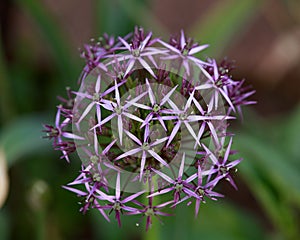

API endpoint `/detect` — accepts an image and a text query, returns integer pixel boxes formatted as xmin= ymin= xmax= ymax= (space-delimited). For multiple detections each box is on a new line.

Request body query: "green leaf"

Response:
xmin=95 ymin=0 xmax=134 ymax=36
xmin=118 ymin=0 xmax=169 ymax=37
xmin=15 ymin=0 xmax=79 ymax=83
xmin=239 ymin=154 xmax=299 ymax=239
xmin=190 ymin=0 xmax=262 ymax=56
xmin=0 ymin=113 xmax=52 ymax=167
xmin=161 ymin=201 xmax=265 ymax=240
xmin=281 ymin=106 xmax=300 ymax=162
xmin=235 ymin=133 xmax=300 ymax=203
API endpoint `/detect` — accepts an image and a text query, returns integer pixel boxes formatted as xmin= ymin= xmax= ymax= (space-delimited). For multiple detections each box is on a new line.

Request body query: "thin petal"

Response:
xmin=223 ymin=137 xmax=233 ymax=164
xmin=146 ymin=78 xmax=155 ymax=106
xmin=139 ymin=151 xmax=147 ymax=181
xmin=150 ymin=136 xmax=169 ymax=147
xmin=124 ymin=130 xmax=142 ymax=146
xmin=194 ymin=83 xmax=213 ymax=90
xmin=118 ymin=37 xmax=131 ymax=51
xmin=115 ymin=148 xmax=141 ymax=160
xmin=122 ymin=112 xmax=144 ymax=123
xmin=114 ymin=80 xmax=121 ymax=106
xmin=188 ymin=44 xmax=209 ymax=55
xmin=124 ymin=58 xmax=135 ymax=77
xmin=139 ymin=58 xmax=156 ymax=78
xmin=184 ymin=122 xmax=201 ymax=147
xmin=123 ymin=91 xmax=148 ymax=109
xmin=77 ymin=102 xmax=95 ymax=124
xmin=140 ymin=32 xmax=152 ymax=51
xmin=157 ymin=39 xmax=181 ymax=54
xmin=148 ymin=150 xmax=168 ymax=166
xmin=167 ymin=121 xmax=181 ymax=146
xmin=102 ymin=139 xmax=117 ymax=155
xmin=160 ymin=85 xmax=178 ymax=105
xmin=62 ymin=186 xmax=87 ymax=196
xmin=95 ymin=75 xmax=101 ymax=93
xmin=180 ymin=30 xmax=186 ymax=49
xmin=62 ymin=132 xmax=85 ymax=140
xmin=178 ymin=152 xmax=185 ymax=178
xmin=148 ymin=187 xmax=173 ymax=198
xmin=202 ymin=144 xmax=218 ymax=165
xmin=116 ymin=172 xmax=121 ymax=200
xmin=118 ymin=115 xmax=123 ymax=145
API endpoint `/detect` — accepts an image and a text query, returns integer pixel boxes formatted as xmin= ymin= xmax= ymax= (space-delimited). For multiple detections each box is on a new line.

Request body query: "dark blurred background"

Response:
xmin=0 ymin=0 xmax=300 ymax=239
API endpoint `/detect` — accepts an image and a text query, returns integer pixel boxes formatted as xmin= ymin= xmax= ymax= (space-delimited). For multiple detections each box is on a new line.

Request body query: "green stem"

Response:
xmin=143 ymin=176 xmax=160 ymax=240
xmin=35 ymin=209 xmax=46 ymax=240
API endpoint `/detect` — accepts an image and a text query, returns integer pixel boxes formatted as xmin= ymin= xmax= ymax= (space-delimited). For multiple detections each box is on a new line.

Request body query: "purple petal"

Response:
xmin=123 ymin=91 xmax=148 ymax=109
xmin=207 ymin=121 xmax=219 ymax=147
xmin=157 ymin=39 xmax=181 ymax=54
xmin=227 ymin=159 xmax=242 ymax=169
xmin=223 ymin=137 xmax=233 ymax=164
xmin=118 ymin=37 xmax=131 ymax=51
xmin=188 ymin=44 xmax=209 ymax=55
xmin=150 ymin=136 xmax=169 ymax=147
xmin=148 ymin=150 xmax=168 ymax=166
xmin=139 ymin=151 xmax=147 ymax=181
xmin=194 ymin=83 xmax=213 ymax=90
xmin=116 ymin=172 xmax=121 ymax=200
xmin=157 ymin=116 xmax=167 ymax=131
xmin=194 ymin=122 xmax=205 ymax=149
xmin=160 ymin=85 xmax=178 ymax=105
xmin=91 ymin=113 xmax=116 ymax=130
xmin=180 ymin=30 xmax=186 ymax=49
xmin=140 ymin=32 xmax=152 ymax=51
xmin=186 ymin=173 xmax=197 ymax=183
xmin=220 ymin=88 xmax=236 ymax=112
xmin=62 ymin=186 xmax=87 ymax=196
xmin=183 ymin=122 xmax=201 ymax=147
xmin=202 ymin=144 xmax=218 ymax=165
xmin=95 ymin=75 xmax=101 ymax=93
xmin=124 ymin=130 xmax=142 ymax=146
xmin=184 ymin=90 xmax=195 ymax=111
xmin=148 ymin=187 xmax=173 ymax=198
xmin=115 ymin=147 xmax=141 ymax=160
xmin=77 ymin=102 xmax=95 ymax=124
xmin=192 ymin=97 xmax=205 ymax=115
xmin=151 ymin=168 xmax=173 ymax=183
xmin=212 ymin=60 xmax=219 ymax=80
xmin=118 ymin=115 xmax=123 ymax=145
xmin=122 ymin=112 xmax=144 ymax=123
xmin=146 ymin=78 xmax=155 ymax=106
xmin=178 ymin=152 xmax=185 ymax=178
xmin=124 ymin=58 xmax=135 ymax=77
xmin=61 ymin=132 xmax=85 ymax=140
xmin=114 ymin=80 xmax=121 ymax=106
xmin=128 ymin=102 xmax=151 ymax=110
xmin=138 ymin=58 xmax=156 ymax=78
xmin=96 ymin=205 xmax=110 ymax=222
xmin=167 ymin=121 xmax=181 ymax=146
xmin=55 ymin=107 xmax=61 ymax=128
xmin=167 ymin=99 xmax=180 ymax=111
xmin=122 ymin=190 xmax=145 ymax=204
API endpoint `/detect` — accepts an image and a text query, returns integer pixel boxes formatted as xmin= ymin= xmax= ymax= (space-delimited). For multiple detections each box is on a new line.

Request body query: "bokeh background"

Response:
xmin=0 ymin=0 xmax=300 ymax=239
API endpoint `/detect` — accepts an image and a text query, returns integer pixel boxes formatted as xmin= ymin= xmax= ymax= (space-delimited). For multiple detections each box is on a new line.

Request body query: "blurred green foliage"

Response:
xmin=0 ymin=0 xmax=299 ymax=239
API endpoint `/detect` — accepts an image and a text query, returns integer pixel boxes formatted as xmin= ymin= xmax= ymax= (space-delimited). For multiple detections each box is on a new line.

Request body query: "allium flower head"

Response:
xmin=44 ymin=27 xmax=255 ymax=230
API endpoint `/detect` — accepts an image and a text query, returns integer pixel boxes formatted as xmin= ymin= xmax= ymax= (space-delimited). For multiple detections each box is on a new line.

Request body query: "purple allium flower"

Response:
xmin=44 ymin=27 xmax=256 ymax=230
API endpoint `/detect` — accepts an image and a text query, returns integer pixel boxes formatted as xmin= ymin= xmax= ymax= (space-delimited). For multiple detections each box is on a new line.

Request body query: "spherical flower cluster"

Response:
xmin=44 ymin=27 xmax=255 ymax=230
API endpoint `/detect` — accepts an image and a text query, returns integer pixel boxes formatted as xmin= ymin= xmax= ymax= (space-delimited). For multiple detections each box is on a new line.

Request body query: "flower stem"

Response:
xmin=144 ymin=176 xmax=160 ymax=240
